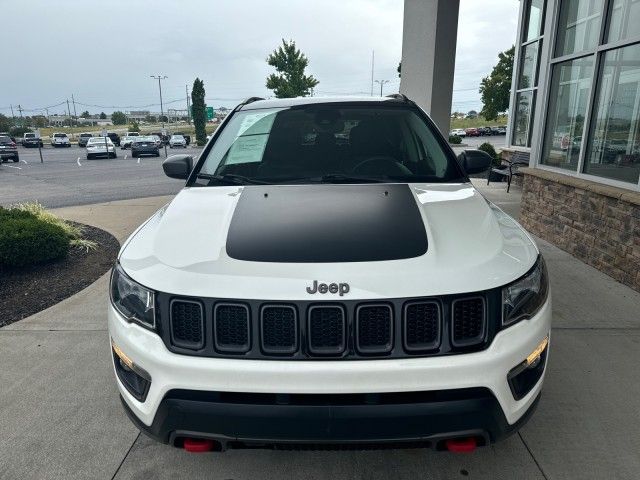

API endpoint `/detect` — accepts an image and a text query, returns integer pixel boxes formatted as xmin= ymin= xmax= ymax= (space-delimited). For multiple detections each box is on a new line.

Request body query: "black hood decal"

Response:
xmin=226 ymin=184 xmax=428 ymax=263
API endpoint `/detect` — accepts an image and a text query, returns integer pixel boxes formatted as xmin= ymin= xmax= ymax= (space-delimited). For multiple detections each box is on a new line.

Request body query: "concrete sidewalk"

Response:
xmin=1 ymin=183 xmax=639 ymax=479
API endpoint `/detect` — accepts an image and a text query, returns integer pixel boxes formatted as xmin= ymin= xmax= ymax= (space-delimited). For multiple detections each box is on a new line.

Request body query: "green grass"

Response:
xmin=450 ymin=115 xmax=508 ymax=129
xmin=39 ymin=124 xmax=219 ymax=139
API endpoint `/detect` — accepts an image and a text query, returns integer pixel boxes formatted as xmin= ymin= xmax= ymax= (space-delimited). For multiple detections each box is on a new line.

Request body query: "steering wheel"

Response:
xmin=352 ymin=156 xmax=412 ymax=176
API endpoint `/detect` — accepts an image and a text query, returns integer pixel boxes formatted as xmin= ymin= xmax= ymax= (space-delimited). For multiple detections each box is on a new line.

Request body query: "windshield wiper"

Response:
xmin=196 ymin=173 xmax=268 ymax=185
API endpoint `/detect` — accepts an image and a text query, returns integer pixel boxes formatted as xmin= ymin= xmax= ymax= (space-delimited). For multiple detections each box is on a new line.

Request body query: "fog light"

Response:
xmin=111 ymin=340 xmax=151 ymax=402
xmin=508 ymin=336 xmax=549 ymax=401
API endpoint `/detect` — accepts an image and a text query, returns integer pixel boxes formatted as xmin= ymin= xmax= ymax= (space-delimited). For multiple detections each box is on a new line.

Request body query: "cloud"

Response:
xmin=0 ymin=0 xmax=517 ymax=115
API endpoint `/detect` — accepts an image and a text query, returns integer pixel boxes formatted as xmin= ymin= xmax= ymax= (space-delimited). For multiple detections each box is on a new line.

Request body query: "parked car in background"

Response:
xmin=22 ymin=132 xmax=43 ymax=148
xmin=125 ymin=132 xmax=140 ymax=138
xmin=131 ymin=135 xmax=160 ymax=158
xmin=169 ymin=134 xmax=187 ymax=148
xmin=478 ymin=127 xmax=493 ymax=136
xmin=173 ymin=131 xmax=191 ymax=145
xmin=151 ymin=135 xmax=162 ymax=149
xmin=78 ymin=133 xmax=93 ymax=147
xmin=465 ymin=127 xmax=480 ymax=137
xmin=490 ymin=126 xmax=502 ymax=136
xmin=86 ymin=136 xmax=116 ymax=159
xmin=107 ymin=132 xmax=121 ymax=146
xmin=497 ymin=126 xmax=507 ymax=135
xmin=51 ymin=133 xmax=71 ymax=147
xmin=0 ymin=132 xmax=15 ymax=143
xmin=450 ymin=128 xmax=466 ymax=137
xmin=0 ymin=135 xmax=19 ymax=162
xmin=121 ymin=136 xmax=137 ymax=149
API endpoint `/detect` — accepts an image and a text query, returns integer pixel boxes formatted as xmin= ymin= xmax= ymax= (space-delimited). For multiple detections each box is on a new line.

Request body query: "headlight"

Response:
xmin=502 ymin=256 xmax=549 ymax=327
xmin=110 ymin=263 xmax=156 ymax=329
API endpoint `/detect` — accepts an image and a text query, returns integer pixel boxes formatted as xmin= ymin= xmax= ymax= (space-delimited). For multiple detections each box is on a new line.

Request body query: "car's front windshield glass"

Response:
xmin=196 ymin=105 xmax=461 ymax=184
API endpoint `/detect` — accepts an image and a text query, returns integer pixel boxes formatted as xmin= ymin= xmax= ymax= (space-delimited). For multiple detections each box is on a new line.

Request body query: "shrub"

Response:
xmin=449 ymin=135 xmax=462 ymax=145
xmin=0 ymin=208 xmax=70 ymax=267
xmin=478 ymin=142 xmax=501 ymax=167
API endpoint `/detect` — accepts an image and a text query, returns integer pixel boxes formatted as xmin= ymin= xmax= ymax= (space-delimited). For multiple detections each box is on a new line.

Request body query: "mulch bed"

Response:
xmin=0 ymin=223 xmax=120 ymax=327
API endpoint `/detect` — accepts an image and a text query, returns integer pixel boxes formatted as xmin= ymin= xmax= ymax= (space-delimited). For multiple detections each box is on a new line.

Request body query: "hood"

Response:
xmin=119 ymin=183 xmax=538 ymax=300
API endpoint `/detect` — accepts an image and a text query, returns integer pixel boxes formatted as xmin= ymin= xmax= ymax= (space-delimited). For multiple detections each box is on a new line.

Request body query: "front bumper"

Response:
xmin=108 ymin=298 xmax=551 ymax=446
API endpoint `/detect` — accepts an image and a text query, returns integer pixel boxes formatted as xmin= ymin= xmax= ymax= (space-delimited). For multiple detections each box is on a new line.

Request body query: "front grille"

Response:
xmin=157 ymin=289 xmax=499 ymax=360
xmin=451 ymin=297 xmax=486 ymax=347
xmin=214 ymin=304 xmax=250 ymax=353
xmin=356 ymin=305 xmax=393 ymax=354
xmin=170 ymin=299 xmax=204 ymax=349
xmin=404 ymin=301 xmax=441 ymax=352
xmin=261 ymin=305 xmax=298 ymax=355
xmin=308 ymin=306 xmax=346 ymax=355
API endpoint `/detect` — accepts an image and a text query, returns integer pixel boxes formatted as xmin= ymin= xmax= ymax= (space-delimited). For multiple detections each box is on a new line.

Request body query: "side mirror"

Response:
xmin=163 ymin=154 xmax=193 ymax=179
xmin=457 ymin=149 xmax=493 ymax=175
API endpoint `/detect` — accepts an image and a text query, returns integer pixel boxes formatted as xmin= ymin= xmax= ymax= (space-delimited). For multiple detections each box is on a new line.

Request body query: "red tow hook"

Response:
xmin=445 ymin=437 xmax=477 ymax=453
xmin=183 ymin=438 xmax=216 ymax=453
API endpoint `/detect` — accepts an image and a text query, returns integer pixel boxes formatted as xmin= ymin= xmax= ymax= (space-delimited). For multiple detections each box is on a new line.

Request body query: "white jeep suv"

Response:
xmin=109 ymin=96 xmax=551 ymax=453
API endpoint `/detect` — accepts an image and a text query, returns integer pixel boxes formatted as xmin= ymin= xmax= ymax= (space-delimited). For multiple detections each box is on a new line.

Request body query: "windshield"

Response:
xmin=0 ymin=136 xmax=11 ymax=143
xmin=197 ymin=105 xmax=461 ymax=184
xmin=88 ymin=137 xmax=111 ymax=144
xmin=135 ymin=136 xmax=154 ymax=142
xmin=25 ymin=133 xmax=35 ymax=138
xmin=54 ymin=133 xmax=67 ymax=138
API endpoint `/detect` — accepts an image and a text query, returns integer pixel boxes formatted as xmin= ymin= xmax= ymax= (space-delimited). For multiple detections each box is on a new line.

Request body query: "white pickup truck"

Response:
xmin=51 ymin=132 xmax=71 ymax=148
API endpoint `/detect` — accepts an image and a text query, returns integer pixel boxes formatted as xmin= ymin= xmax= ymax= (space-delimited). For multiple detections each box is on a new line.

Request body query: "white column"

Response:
xmin=400 ymin=0 xmax=460 ymax=135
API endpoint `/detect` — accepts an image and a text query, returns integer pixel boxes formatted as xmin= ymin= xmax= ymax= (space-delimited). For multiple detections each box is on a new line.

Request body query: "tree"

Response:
xmin=0 ymin=113 xmax=13 ymax=132
xmin=99 ymin=112 xmax=107 ymax=120
xmin=467 ymin=110 xmax=478 ymax=118
xmin=266 ymin=39 xmax=319 ymax=98
xmin=129 ymin=120 xmax=140 ymax=132
xmin=145 ymin=114 xmax=157 ymax=123
xmin=191 ymin=78 xmax=207 ymax=146
xmin=81 ymin=110 xmax=90 ymax=118
xmin=479 ymin=46 xmax=515 ymax=121
xmin=111 ymin=111 xmax=127 ymax=125
xmin=159 ymin=115 xmax=168 ymax=123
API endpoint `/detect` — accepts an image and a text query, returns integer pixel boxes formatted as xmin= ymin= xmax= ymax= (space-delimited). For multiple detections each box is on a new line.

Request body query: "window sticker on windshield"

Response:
xmin=225 ymin=134 xmax=269 ymax=165
xmin=237 ymin=112 xmax=277 ymax=137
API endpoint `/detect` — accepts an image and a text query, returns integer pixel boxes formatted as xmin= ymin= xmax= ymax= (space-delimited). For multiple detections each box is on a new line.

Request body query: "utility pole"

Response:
xmin=186 ymin=84 xmax=191 ymax=125
xmin=151 ymin=75 xmax=168 ymax=156
xmin=151 ymin=75 xmax=167 ymax=127
xmin=375 ymin=79 xmax=390 ymax=97
xmin=17 ymin=104 xmax=23 ymax=119
xmin=370 ymin=50 xmax=375 ymax=97
xmin=45 ymin=108 xmax=49 ymax=126
xmin=71 ymin=94 xmax=78 ymax=127
xmin=10 ymin=104 xmax=15 ymax=121
xmin=66 ymin=99 xmax=72 ymax=127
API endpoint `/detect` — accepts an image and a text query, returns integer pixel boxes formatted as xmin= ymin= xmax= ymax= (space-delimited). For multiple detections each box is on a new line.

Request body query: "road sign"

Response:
xmin=34 ymin=128 xmax=41 ymax=139
xmin=101 ymin=128 xmax=107 ymax=137
xmin=206 ymin=107 xmax=214 ymax=121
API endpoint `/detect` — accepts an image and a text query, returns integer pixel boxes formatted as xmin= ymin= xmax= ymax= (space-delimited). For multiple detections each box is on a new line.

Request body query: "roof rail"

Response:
xmin=239 ymin=96 xmax=265 ymax=106
xmin=386 ymin=93 xmax=409 ymax=102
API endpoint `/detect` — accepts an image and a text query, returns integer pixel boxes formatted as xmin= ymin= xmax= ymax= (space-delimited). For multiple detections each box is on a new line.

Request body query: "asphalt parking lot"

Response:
xmin=0 ymin=145 xmax=189 ymax=208
xmin=1 ymin=136 xmax=505 ymax=209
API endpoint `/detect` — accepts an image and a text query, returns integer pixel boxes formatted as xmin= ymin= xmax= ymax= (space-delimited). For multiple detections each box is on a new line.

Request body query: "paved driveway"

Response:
xmin=1 ymin=182 xmax=639 ymax=479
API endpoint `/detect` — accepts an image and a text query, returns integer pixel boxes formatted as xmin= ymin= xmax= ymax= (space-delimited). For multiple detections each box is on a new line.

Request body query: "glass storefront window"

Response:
xmin=524 ymin=0 xmax=545 ymax=42
xmin=607 ymin=0 xmax=640 ymax=43
xmin=513 ymin=91 xmax=536 ymax=147
xmin=519 ymin=42 xmax=539 ymax=89
xmin=584 ymin=44 xmax=640 ymax=184
xmin=555 ymin=0 xmax=605 ymax=57
xmin=542 ymin=56 xmax=594 ymax=171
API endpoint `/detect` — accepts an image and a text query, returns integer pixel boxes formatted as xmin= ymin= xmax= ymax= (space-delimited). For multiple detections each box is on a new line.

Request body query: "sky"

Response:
xmin=0 ymin=0 xmax=518 ymax=117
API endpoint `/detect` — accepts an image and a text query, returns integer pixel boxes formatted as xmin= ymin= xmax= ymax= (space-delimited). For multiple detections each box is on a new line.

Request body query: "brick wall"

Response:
xmin=520 ymin=168 xmax=640 ymax=292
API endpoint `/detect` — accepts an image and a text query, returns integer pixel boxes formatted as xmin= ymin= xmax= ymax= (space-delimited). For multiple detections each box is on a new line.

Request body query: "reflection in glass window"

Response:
xmin=518 ymin=42 xmax=539 ymax=89
xmin=524 ymin=0 xmax=545 ymax=42
xmin=607 ymin=0 xmax=640 ymax=43
xmin=513 ymin=92 xmax=535 ymax=147
xmin=584 ymin=45 xmax=640 ymax=184
xmin=542 ymin=56 xmax=594 ymax=170
xmin=555 ymin=0 xmax=605 ymax=57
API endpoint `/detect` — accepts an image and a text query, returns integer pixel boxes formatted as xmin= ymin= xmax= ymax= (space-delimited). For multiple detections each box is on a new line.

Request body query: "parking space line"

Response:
xmin=77 ymin=157 xmax=82 ymax=167
xmin=21 ymin=159 xmax=28 ymax=164
xmin=4 ymin=164 xmax=22 ymax=170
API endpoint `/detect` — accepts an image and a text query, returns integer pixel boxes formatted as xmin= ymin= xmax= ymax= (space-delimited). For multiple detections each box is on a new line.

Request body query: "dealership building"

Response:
xmin=401 ymin=0 xmax=640 ymax=292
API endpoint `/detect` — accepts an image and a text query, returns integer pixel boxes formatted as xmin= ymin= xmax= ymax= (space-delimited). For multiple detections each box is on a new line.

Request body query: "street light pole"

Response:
xmin=375 ymin=80 xmax=390 ymax=97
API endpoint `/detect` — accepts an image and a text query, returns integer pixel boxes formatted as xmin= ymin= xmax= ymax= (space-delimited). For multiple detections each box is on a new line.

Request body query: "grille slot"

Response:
xmin=261 ymin=305 xmax=298 ymax=355
xmin=404 ymin=301 xmax=441 ymax=352
xmin=356 ymin=304 xmax=393 ymax=354
xmin=451 ymin=297 xmax=486 ymax=347
xmin=308 ymin=306 xmax=346 ymax=355
xmin=170 ymin=299 xmax=204 ymax=349
xmin=214 ymin=304 xmax=250 ymax=353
